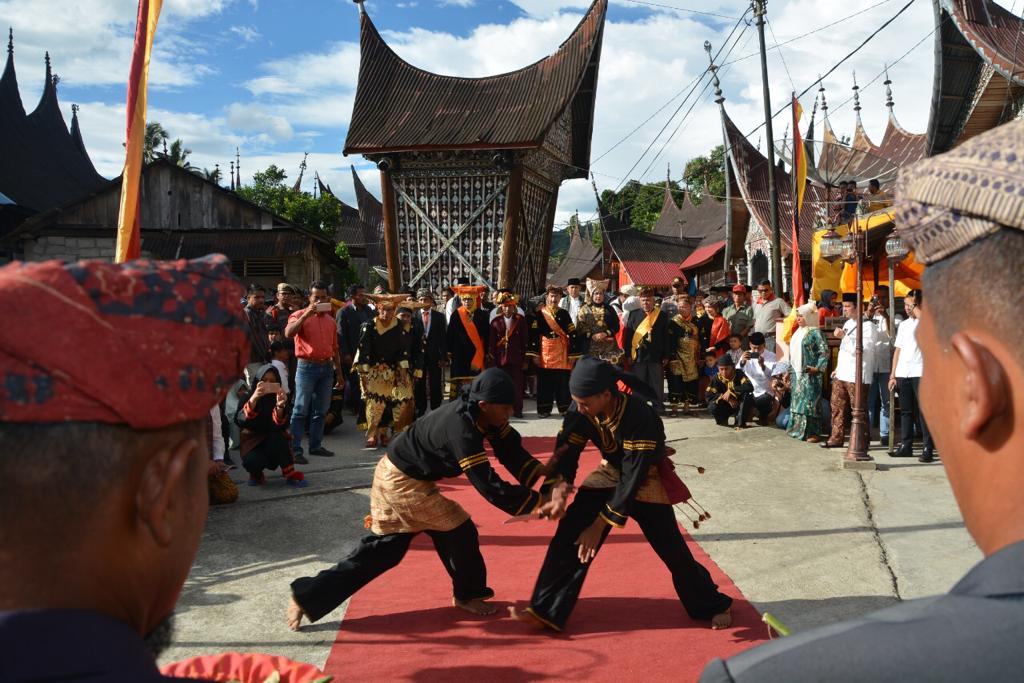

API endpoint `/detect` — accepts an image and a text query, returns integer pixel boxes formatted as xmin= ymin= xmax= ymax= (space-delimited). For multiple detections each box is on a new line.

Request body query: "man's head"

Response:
xmin=546 ymin=285 xmax=563 ymax=308
xmin=896 ymin=118 xmax=1024 ymax=556
xmin=639 ymin=287 xmax=656 ymax=312
xmin=704 ymin=352 xmax=717 ymax=368
xmin=270 ymin=340 xmax=288 ymax=361
xmin=397 ymin=307 xmax=412 ymax=325
xmin=247 ymin=283 xmax=266 ymax=310
xmin=376 ymin=301 xmax=396 ymax=324
xmin=869 ymin=178 xmax=881 ymax=193
xmin=275 ymin=284 xmax=296 ymax=309
xmin=671 ymin=276 xmax=686 ymax=294
xmin=0 ymin=255 xmax=248 ymax=649
xmin=455 ymin=285 xmax=484 ymax=313
xmin=417 ymin=288 xmax=436 ymax=309
xmin=442 ymin=287 xmax=454 ymax=303
xmin=749 ymin=332 xmax=765 ymax=354
xmin=468 ymin=368 xmax=516 ymax=427
xmin=677 ymin=297 xmax=692 ymax=318
xmin=717 ymin=354 xmax=736 ymax=380
xmin=731 ymin=284 xmax=746 ymax=307
xmin=566 ymin=278 xmax=581 ymax=299
xmin=309 ymin=280 xmax=330 ymax=306
xmin=349 ymin=284 xmax=366 ymax=307
xmin=757 ymin=280 xmax=773 ymax=302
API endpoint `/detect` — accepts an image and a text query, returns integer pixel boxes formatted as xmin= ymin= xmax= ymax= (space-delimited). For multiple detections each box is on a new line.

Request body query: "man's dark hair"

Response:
xmin=923 ymin=229 xmax=1022 ymax=344
xmin=247 ymin=283 xmax=266 ymax=295
xmin=347 ymin=284 xmax=365 ymax=299
xmin=760 ymin=280 xmax=772 ymax=288
xmin=869 ymin=179 xmax=880 ymax=190
xmin=0 ymin=421 xmax=203 ymax=544
xmin=309 ymin=280 xmax=328 ymax=292
xmin=269 ymin=340 xmax=286 ymax=356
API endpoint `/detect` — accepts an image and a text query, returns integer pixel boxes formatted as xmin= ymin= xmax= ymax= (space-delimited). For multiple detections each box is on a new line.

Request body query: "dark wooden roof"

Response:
xmin=600 ymin=200 xmax=697 ymax=286
xmin=142 ymin=230 xmax=315 ymax=261
xmin=352 ymin=166 xmax=385 ymax=266
xmin=651 ymin=185 xmax=726 ymax=243
xmin=723 ymin=108 xmax=826 ymax=256
xmin=343 ymin=0 xmax=607 ymax=179
xmin=549 ymin=224 xmax=601 ymax=285
xmin=928 ymin=0 xmax=1024 ymax=154
xmin=0 ymin=35 xmax=106 ymax=213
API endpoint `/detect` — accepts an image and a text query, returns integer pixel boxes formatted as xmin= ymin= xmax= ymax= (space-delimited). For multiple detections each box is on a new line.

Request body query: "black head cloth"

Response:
xmin=569 ymin=356 xmax=657 ymax=403
xmin=468 ymin=367 xmax=516 ymax=405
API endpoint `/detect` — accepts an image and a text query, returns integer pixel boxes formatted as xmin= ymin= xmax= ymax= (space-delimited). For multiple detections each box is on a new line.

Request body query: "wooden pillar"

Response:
xmin=497 ymin=165 xmax=524 ymax=289
xmin=537 ymin=187 xmax=560 ymax=294
xmin=379 ymin=167 xmax=403 ymax=293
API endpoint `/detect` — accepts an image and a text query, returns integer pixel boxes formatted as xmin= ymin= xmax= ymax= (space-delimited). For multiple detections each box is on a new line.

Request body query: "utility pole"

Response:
xmin=753 ymin=0 xmax=783 ymax=292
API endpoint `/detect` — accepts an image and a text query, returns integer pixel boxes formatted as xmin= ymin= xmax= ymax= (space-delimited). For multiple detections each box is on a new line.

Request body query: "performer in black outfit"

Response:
xmin=510 ymin=357 xmax=733 ymax=632
xmin=413 ymin=288 xmax=447 ymax=416
xmin=287 ymin=369 xmax=567 ymax=629
xmin=337 ymin=284 xmax=374 ymax=425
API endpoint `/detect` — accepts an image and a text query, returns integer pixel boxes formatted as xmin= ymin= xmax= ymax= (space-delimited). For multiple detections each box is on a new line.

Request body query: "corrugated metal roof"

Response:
xmin=680 ymin=240 xmax=726 ymax=271
xmin=947 ymin=0 xmax=1024 ymax=86
xmin=142 ymin=231 xmax=312 ymax=261
xmin=619 ymin=260 xmax=685 ymax=287
xmin=0 ymin=40 xmax=107 ymax=212
xmin=344 ymin=0 xmax=607 ymax=179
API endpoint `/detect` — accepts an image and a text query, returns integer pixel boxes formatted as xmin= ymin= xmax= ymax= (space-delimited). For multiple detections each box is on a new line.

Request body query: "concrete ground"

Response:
xmin=160 ymin=401 xmax=979 ymax=671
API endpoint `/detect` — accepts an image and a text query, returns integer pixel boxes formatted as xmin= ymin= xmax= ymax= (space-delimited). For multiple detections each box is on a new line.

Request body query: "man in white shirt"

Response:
xmin=559 ymin=277 xmax=585 ymax=324
xmin=822 ymin=294 xmax=877 ymax=449
xmin=738 ymin=332 xmax=778 ymax=424
xmin=867 ymin=285 xmax=900 ymax=446
xmin=888 ymin=290 xmax=934 ymax=461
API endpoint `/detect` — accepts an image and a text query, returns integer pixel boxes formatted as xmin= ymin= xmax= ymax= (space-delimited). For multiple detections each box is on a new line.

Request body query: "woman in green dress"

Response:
xmin=787 ymin=302 xmax=829 ymax=442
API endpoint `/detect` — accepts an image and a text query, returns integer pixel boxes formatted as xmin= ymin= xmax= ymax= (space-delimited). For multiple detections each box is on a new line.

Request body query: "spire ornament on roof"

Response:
xmin=7 ymin=27 xmax=12 ymax=55
xmin=705 ymin=40 xmax=725 ymax=106
xmin=852 ymin=70 xmax=861 ymax=118
xmin=353 ymin=0 xmax=366 ymax=15
xmin=884 ymin=64 xmax=894 ymax=112
xmin=818 ymin=76 xmax=828 ymax=117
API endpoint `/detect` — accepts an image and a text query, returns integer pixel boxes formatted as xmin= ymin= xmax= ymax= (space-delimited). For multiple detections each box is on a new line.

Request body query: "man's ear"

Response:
xmin=951 ymin=332 xmax=1009 ymax=440
xmin=136 ymin=436 xmax=201 ymax=547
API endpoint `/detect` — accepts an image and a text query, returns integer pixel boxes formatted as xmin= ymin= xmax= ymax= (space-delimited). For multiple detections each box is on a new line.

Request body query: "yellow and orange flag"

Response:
xmin=790 ymin=93 xmax=807 ymax=307
xmin=115 ymin=0 xmax=163 ymax=263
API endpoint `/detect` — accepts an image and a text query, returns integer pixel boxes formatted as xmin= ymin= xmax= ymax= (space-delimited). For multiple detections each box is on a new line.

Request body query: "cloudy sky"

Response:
xmin=1 ymin=0 xmax=958 ymax=238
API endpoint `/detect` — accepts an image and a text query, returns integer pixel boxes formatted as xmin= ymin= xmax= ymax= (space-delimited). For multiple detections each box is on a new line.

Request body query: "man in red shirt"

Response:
xmin=285 ymin=281 xmax=344 ymax=459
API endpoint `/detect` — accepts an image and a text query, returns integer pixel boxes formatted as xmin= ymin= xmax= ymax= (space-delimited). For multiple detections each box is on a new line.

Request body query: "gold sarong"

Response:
xmin=580 ymin=460 xmax=670 ymax=504
xmin=367 ymin=456 xmax=470 ymax=535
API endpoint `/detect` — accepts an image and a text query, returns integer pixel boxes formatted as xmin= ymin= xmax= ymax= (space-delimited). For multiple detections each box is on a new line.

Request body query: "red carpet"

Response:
xmin=323 ymin=438 xmax=767 ymax=682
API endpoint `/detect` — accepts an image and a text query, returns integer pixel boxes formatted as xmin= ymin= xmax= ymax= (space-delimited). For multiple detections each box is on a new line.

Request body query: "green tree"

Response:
xmin=598 ymin=179 xmax=682 ymax=231
xmin=238 ymin=165 xmax=359 ymax=287
xmin=200 ymin=166 xmax=222 ymax=185
xmin=682 ymin=145 xmax=726 ymax=204
xmin=143 ymin=121 xmax=168 ymax=163
xmin=165 ymin=138 xmax=193 ymax=169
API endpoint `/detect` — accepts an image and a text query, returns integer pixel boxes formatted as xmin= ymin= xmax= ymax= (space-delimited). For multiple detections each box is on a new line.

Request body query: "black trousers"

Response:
xmin=666 ymin=375 xmax=699 ymax=406
xmin=241 ymin=432 xmax=293 ymax=477
xmin=710 ymin=395 xmax=753 ymax=427
xmin=345 ymin=369 xmax=365 ymax=423
xmin=415 ymin=363 xmax=444 ymax=416
xmin=528 ymin=489 xmax=732 ymax=630
xmin=751 ymin=393 xmax=776 ymax=421
xmin=537 ymin=368 xmax=571 ymax=416
xmin=897 ymin=377 xmax=934 ymax=454
xmin=291 ymin=519 xmax=493 ymax=623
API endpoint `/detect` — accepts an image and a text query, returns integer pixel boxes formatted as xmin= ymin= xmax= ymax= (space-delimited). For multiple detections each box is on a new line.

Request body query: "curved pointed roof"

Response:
xmin=351 ymin=166 xmax=385 ymax=266
xmin=549 ymin=223 xmax=601 ymax=285
xmin=343 ymin=0 xmax=607 ymax=179
xmin=0 ymin=36 xmax=105 ymax=213
xmin=651 ymin=184 xmax=725 ymax=243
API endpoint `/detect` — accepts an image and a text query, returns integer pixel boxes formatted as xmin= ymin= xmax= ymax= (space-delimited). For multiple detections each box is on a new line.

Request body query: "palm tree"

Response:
xmin=166 ymin=139 xmax=193 ymax=169
xmin=201 ymin=166 xmax=223 ymax=185
xmin=143 ymin=121 xmax=168 ymax=163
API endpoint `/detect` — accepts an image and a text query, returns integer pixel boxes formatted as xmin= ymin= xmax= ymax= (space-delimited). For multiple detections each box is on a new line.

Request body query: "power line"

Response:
xmin=621 ymin=0 xmax=743 ymax=20
xmin=766 ymin=18 xmax=795 ymax=94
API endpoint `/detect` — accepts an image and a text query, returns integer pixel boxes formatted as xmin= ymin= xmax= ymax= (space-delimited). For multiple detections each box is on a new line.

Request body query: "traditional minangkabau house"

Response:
xmin=319 ymin=166 xmax=386 ymax=285
xmin=0 ymin=32 xmax=107 ymax=254
xmin=548 ymin=219 xmax=603 ymax=287
xmin=929 ymin=0 xmax=1024 ymax=154
xmin=0 ymin=32 xmax=343 ymax=289
xmin=649 ymin=177 xmax=731 ymax=289
xmin=342 ymin=0 xmax=607 ymax=296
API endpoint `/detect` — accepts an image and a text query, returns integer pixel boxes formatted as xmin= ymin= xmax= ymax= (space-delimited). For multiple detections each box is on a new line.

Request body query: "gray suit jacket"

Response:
xmin=700 ymin=540 xmax=1024 ymax=682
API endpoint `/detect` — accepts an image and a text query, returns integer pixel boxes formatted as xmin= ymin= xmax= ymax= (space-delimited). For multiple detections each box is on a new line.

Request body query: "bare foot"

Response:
xmin=286 ymin=597 xmax=306 ymax=631
xmin=711 ymin=608 xmax=732 ymax=630
xmin=453 ymin=596 xmax=497 ymax=615
xmin=507 ymin=605 xmax=549 ymax=631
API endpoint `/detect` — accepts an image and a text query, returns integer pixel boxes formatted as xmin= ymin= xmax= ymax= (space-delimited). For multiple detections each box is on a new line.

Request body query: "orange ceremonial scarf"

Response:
xmin=630 ymin=309 xmax=660 ymax=361
xmin=458 ymin=307 xmax=486 ymax=371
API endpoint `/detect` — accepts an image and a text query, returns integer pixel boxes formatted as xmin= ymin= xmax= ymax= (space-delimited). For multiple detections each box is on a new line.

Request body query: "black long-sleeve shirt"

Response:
xmin=387 ymin=399 xmax=544 ymax=515
xmin=548 ymin=393 xmax=666 ymax=527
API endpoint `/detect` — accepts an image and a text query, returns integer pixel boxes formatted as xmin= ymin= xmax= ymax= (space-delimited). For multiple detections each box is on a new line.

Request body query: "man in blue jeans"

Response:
xmin=286 ymin=281 xmax=344 ymax=461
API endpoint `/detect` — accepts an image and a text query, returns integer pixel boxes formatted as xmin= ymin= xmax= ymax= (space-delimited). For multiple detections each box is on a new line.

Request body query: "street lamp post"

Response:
xmin=884 ymin=234 xmax=910 ymax=454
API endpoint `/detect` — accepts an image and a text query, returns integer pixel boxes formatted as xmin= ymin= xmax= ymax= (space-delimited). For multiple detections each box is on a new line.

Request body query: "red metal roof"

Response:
xmin=619 ymin=260 xmax=685 ymax=287
xmin=680 ymin=240 xmax=726 ymax=270
xmin=343 ymin=0 xmax=607 ymax=179
xmin=947 ymin=0 xmax=1024 ymax=86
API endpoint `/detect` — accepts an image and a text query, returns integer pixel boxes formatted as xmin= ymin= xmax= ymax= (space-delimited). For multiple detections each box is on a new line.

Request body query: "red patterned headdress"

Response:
xmin=0 ymin=255 xmax=248 ymax=428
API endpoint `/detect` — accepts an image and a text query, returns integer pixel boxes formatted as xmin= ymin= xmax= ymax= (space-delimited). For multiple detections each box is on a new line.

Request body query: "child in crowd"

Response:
xmin=269 ymin=341 xmax=291 ymax=396
xmin=699 ymin=351 xmax=717 ymax=402
xmin=727 ymin=334 xmax=744 ymax=366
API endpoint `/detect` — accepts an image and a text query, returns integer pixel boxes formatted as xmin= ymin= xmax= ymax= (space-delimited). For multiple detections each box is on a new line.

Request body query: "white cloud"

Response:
xmin=439 ymin=0 xmax=476 ymax=7
xmin=229 ymin=25 xmax=261 ymax=43
xmin=227 ymin=102 xmax=294 ymax=141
